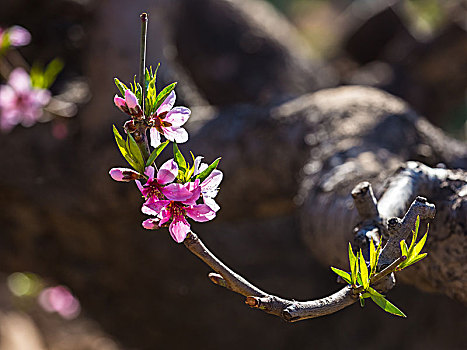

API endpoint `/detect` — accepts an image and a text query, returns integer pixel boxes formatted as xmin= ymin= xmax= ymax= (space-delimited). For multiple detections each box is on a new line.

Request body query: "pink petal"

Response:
xmin=150 ymin=127 xmax=161 ymax=148
xmin=159 ymin=209 xmax=172 ymax=226
xmin=185 ymin=204 xmax=216 ymax=222
xmin=204 ymin=197 xmax=220 ymax=212
xmin=125 ymin=89 xmax=139 ymax=109
xmin=163 ymin=126 xmax=189 ymax=143
xmin=164 ymin=107 xmax=191 ymax=127
xmin=162 ymin=183 xmax=194 ymax=201
xmin=143 ymin=200 xmax=170 ymax=215
xmin=201 ymin=169 xmax=223 ymax=191
xmin=144 ymin=166 xmax=155 ymax=179
xmin=109 ymin=167 xmax=141 ymax=182
xmin=157 ymin=159 xmax=178 ymax=185
xmin=193 ymin=156 xmax=204 ymax=175
xmin=181 ymin=184 xmax=201 ymax=205
xmin=135 ymin=180 xmax=144 ymax=193
xmin=8 ymin=68 xmax=31 ymax=93
xmin=169 ymin=215 xmax=190 ymax=243
xmin=142 ymin=218 xmax=160 ymax=230
xmin=156 ymin=91 xmax=176 ymax=114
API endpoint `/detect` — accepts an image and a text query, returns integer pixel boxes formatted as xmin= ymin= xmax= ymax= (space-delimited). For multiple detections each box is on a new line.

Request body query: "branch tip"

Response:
xmin=208 ymin=272 xmax=227 ymax=288
xmin=140 ymin=12 xmax=148 ymax=21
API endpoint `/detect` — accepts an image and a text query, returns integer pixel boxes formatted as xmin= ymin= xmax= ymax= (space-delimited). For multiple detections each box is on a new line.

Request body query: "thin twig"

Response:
xmin=139 ymin=12 xmax=148 ymax=115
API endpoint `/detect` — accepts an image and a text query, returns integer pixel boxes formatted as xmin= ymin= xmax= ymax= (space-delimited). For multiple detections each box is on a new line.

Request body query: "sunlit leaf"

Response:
xmin=330 ymin=267 xmax=351 ymax=284
xmin=400 ymin=240 xmax=408 ymax=258
xmin=173 ymin=143 xmax=187 ymax=178
xmin=369 ymin=294 xmax=406 ymax=317
xmin=114 ymin=78 xmax=128 ymax=96
xmin=359 ymin=249 xmax=369 ymax=290
xmin=348 ymin=243 xmax=357 ymax=286
xmin=113 ymin=125 xmax=138 ymax=170
xmin=403 ymin=253 xmax=428 ymax=269
xmin=370 ymin=239 xmax=376 ymax=276
xmin=146 ymin=140 xmax=169 ymax=167
xmin=126 ymin=133 xmax=145 ymax=173
xmin=195 ymin=157 xmax=221 ymax=183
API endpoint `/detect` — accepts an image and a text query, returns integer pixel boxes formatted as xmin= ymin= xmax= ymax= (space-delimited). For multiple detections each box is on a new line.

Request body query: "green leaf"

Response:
xmin=126 ymin=133 xmax=145 ymax=173
xmin=359 ymin=249 xmax=369 ymax=290
xmin=403 ymin=253 xmax=428 ymax=269
xmin=400 ymin=240 xmax=408 ymax=258
xmin=407 ymin=216 xmax=420 ymax=258
xmin=330 ymin=267 xmax=351 ymax=284
xmin=412 ymin=231 xmax=428 ymax=258
xmin=369 ymin=239 xmax=376 ymax=276
xmin=367 ymin=287 xmax=384 ymax=298
xmin=113 ymin=125 xmax=138 ymax=170
xmin=369 ymin=294 xmax=406 ymax=317
xmin=173 ymin=143 xmax=187 ymax=173
xmin=359 ymin=294 xmax=365 ymax=307
xmin=114 ymin=78 xmax=128 ymax=96
xmin=146 ymin=140 xmax=169 ymax=167
xmin=348 ymin=243 xmax=357 ymax=286
xmin=154 ymin=82 xmax=177 ymax=111
xmin=195 ymin=157 xmax=221 ymax=183
xmin=43 ymin=58 xmax=64 ymax=88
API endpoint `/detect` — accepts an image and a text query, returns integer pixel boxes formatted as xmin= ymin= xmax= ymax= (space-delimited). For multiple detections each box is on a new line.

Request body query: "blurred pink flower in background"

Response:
xmin=0 ymin=67 xmax=51 ymax=132
xmin=38 ymin=285 xmax=81 ymax=320
xmin=0 ymin=25 xmax=31 ymax=48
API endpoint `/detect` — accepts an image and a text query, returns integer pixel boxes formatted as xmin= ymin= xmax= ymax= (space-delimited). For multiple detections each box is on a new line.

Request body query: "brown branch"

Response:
xmin=184 ymin=232 xmax=357 ymax=321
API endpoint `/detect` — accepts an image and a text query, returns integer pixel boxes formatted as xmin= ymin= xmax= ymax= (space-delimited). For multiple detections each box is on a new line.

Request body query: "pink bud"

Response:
xmin=8 ymin=26 xmax=31 ymax=46
xmin=125 ymin=89 xmax=139 ymax=109
xmin=142 ymin=218 xmax=160 ymax=230
xmin=114 ymin=95 xmax=126 ymax=111
xmin=109 ymin=168 xmax=141 ymax=182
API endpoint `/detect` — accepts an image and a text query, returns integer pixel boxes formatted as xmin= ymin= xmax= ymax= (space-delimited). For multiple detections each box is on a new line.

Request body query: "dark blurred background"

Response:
xmin=0 ymin=0 xmax=465 ymax=349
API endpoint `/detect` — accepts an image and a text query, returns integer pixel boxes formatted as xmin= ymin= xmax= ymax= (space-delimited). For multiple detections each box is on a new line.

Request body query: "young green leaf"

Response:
xmin=43 ymin=58 xmax=64 ymax=89
xmin=412 ymin=230 xmax=428 ymax=258
xmin=126 ymin=133 xmax=145 ymax=173
xmin=367 ymin=287 xmax=384 ymax=298
xmin=348 ymin=243 xmax=357 ymax=286
xmin=369 ymin=294 xmax=406 ymax=317
xmin=401 ymin=253 xmax=427 ymax=269
xmin=369 ymin=239 xmax=376 ymax=276
xmin=359 ymin=249 xmax=369 ymax=290
xmin=359 ymin=294 xmax=365 ymax=307
xmin=400 ymin=240 xmax=408 ymax=258
xmin=330 ymin=267 xmax=351 ymax=284
xmin=173 ymin=143 xmax=187 ymax=173
xmin=114 ymin=78 xmax=128 ymax=96
xmin=407 ymin=216 xmax=420 ymax=258
xmin=146 ymin=140 xmax=170 ymax=167
xmin=154 ymin=82 xmax=177 ymax=111
xmin=195 ymin=157 xmax=221 ymax=183
xmin=113 ymin=125 xmax=138 ymax=170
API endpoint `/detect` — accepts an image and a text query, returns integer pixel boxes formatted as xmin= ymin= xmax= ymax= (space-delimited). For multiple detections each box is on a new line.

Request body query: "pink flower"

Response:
xmin=0 ymin=26 xmax=31 ymax=48
xmin=114 ymin=89 xmax=142 ymax=117
xmin=136 ymin=159 xmax=193 ymax=206
xmin=142 ymin=177 xmax=216 ymax=243
xmin=0 ymin=68 xmax=51 ymax=132
xmin=148 ymin=91 xmax=190 ymax=147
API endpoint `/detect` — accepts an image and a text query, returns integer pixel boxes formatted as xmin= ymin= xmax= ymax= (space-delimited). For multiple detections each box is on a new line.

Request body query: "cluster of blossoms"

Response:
xmin=0 ymin=67 xmax=51 ymax=132
xmin=109 ymin=67 xmax=222 ymax=243
xmin=0 ymin=25 xmax=63 ymax=132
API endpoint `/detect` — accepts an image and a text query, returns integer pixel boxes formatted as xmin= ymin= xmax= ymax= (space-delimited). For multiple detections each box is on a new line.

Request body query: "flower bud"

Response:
xmin=109 ymin=168 xmax=142 ymax=182
xmin=142 ymin=218 xmax=160 ymax=230
xmin=125 ymin=89 xmax=139 ymax=109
